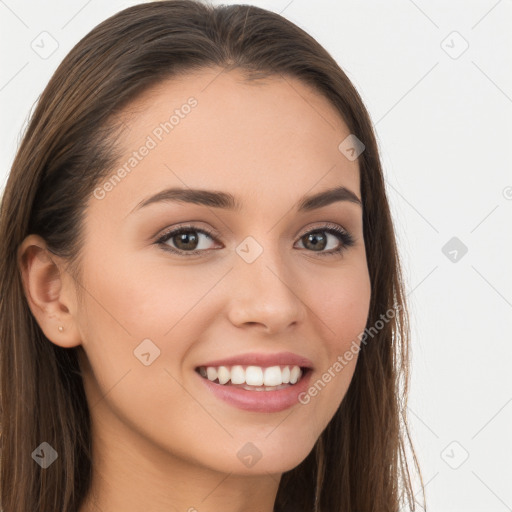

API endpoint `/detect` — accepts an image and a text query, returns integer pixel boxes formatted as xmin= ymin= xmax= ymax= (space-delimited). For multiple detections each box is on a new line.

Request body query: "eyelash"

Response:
xmin=155 ymin=222 xmax=355 ymax=258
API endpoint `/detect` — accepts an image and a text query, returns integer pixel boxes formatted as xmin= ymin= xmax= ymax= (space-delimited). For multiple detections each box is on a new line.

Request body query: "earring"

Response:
xmin=58 ymin=325 xmax=64 ymax=332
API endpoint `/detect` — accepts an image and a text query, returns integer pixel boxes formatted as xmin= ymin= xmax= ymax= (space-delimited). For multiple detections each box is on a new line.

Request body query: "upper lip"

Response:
xmin=196 ymin=351 xmax=314 ymax=369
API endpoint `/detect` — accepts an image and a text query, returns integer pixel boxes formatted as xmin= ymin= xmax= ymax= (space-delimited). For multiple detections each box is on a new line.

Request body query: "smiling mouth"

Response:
xmin=195 ymin=364 xmax=310 ymax=391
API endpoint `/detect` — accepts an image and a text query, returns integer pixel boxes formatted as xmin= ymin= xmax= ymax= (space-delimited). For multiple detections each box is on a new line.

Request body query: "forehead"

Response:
xmin=93 ymin=67 xmax=361 ymax=218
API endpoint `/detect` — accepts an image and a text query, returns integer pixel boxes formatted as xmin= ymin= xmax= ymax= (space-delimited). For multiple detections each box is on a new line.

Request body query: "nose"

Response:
xmin=226 ymin=244 xmax=306 ymax=335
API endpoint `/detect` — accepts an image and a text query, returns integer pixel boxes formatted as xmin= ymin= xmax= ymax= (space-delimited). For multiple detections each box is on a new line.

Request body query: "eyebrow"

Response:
xmin=129 ymin=185 xmax=362 ymax=215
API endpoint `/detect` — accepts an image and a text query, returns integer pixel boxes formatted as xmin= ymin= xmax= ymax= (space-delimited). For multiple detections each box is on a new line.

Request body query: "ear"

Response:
xmin=17 ymin=234 xmax=82 ymax=348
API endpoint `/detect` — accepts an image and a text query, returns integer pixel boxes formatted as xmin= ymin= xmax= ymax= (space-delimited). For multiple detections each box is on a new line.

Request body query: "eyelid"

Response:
xmin=296 ymin=221 xmax=347 ymax=237
xmin=156 ymin=222 xmax=218 ymax=238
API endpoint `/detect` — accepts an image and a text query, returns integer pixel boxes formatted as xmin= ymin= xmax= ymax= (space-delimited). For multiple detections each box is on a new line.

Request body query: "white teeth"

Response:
xmin=290 ymin=366 xmax=301 ymax=384
xmin=199 ymin=364 xmax=304 ymax=388
xmin=230 ymin=365 xmax=245 ymax=384
xmin=263 ymin=366 xmax=282 ymax=386
xmin=245 ymin=366 xmax=263 ymax=386
xmin=206 ymin=367 xmax=217 ymax=381
xmin=217 ymin=366 xmax=230 ymax=385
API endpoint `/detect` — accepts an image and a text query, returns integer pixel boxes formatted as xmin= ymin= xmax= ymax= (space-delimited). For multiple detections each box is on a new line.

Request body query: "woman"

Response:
xmin=0 ymin=1 xmax=425 ymax=510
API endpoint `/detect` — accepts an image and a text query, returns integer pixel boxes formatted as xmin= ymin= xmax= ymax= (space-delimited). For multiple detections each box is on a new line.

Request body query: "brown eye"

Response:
xmin=172 ymin=230 xmax=200 ymax=251
xmin=301 ymin=231 xmax=328 ymax=251
xmin=156 ymin=224 xmax=354 ymax=257
xmin=296 ymin=226 xmax=355 ymax=256
xmin=157 ymin=226 xmax=218 ymax=255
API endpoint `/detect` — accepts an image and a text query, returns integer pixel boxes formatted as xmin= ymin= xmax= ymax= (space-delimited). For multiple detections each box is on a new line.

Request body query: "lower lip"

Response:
xmin=196 ymin=369 xmax=313 ymax=413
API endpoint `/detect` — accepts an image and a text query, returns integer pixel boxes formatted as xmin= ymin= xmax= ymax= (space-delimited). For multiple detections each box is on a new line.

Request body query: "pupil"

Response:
xmin=305 ymin=232 xmax=326 ymax=250
xmin=176 ymin=231 xmax=198 ymax=250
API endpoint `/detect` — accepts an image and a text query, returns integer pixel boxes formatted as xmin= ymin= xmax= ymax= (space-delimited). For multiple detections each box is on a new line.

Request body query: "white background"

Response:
xmin=1 ymin=1 xmax=511 ymax=510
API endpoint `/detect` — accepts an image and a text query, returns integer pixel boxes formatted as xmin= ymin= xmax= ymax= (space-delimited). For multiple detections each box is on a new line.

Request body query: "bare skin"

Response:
xmin=18 ymin=68 xmax=371 ymax=512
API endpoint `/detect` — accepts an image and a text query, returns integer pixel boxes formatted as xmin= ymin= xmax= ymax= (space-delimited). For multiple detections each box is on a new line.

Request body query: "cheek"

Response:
xmin=75 ymin=250 xmax=206 ymax=442
xmin=76 ymin=247 xmax=228 ymax=412
xmin=312 ymin=261 xmax=372 ymax=348
xmin=79 ymin=245 xmax=210 ymax=339
xmin=326 ymin=284 xmax=371 ymax=349
xmin=297 ymin=261 xmax=371 ymax=410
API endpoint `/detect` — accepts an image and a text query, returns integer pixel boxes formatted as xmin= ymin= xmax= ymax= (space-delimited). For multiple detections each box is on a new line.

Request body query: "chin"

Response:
xmin=201 ymin=435 xmax=317 ymax=476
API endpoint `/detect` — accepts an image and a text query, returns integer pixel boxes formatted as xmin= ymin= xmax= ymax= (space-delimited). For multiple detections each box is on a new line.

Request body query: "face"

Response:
xmin=59 ymin=68 xmax=371 ymax=475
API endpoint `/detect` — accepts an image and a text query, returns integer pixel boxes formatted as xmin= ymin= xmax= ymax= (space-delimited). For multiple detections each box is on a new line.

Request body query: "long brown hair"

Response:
xmin=0 ymin=1 xmax=425 ymax=510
